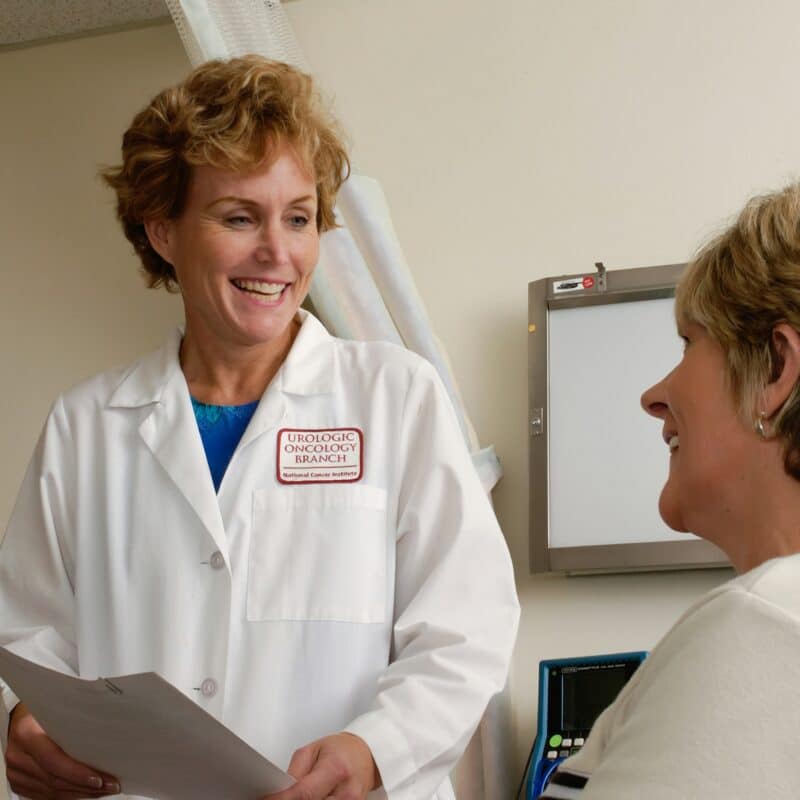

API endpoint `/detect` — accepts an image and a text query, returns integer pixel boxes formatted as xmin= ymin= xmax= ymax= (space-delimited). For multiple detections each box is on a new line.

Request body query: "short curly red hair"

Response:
xmin=101 ymin=55 xmax=350 ymax=291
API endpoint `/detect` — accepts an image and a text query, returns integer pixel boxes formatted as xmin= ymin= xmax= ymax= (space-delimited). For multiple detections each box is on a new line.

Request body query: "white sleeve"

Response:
xmin=548 ymin=587 xmax=800 ymax=800
xmin=345 ymin=360 xmax=520 ymax=799
xmin=0 ymin=396 xmax=79 ymax=753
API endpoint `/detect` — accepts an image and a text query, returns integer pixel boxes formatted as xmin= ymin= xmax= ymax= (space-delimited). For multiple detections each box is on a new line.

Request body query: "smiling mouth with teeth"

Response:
xmin=232 ymin=278 xmax=287 ymax=298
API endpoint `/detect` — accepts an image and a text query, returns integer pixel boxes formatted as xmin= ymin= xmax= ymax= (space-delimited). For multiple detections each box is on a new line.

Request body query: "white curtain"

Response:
xmin=163 ymin=2 xmax=511 ymax=796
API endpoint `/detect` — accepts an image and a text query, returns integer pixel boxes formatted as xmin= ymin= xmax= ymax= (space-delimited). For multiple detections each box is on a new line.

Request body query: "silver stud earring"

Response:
xmin=755 ymin=412 xmax=769 ymax=439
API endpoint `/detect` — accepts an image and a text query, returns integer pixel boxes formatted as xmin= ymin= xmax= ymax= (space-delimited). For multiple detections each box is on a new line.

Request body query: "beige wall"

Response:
xmin=3 ymin=0 xmax=800 ymax=793
xmin=0 ymin=24 xmax=188 ymax=524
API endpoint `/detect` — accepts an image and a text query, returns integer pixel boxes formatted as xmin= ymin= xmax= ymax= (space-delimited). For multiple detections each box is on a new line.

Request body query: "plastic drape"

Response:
xmin=163 ymin=2 xmax=511 ymax=797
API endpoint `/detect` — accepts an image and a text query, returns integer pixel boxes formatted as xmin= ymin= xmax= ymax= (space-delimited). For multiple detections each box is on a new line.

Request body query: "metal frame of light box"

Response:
xmin=528 ymin=262 xmax=729 ymax=574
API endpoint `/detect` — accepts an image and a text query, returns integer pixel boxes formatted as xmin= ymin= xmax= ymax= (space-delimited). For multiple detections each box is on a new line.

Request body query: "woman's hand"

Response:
xmin=5 ymin=703 xmax=120 ymax=800
xmin=263 ymin=732 xmax=380 ymax=800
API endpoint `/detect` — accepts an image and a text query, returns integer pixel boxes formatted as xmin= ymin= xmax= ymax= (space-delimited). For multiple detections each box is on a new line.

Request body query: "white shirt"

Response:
xmin=0 ymin=311 xmax=520 ymax=800
xmin=540 ymin=553 xmax=800 ymax=800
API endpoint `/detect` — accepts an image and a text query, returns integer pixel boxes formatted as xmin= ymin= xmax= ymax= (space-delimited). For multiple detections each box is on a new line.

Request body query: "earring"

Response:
xmin=755 ymin=412 xmax=770 ymax=439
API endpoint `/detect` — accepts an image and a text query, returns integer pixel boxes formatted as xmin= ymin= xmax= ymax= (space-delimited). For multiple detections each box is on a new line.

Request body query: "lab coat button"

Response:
xmin=209 ymin=551 xmax=225 ymax=570
xmin=200 ymin=678 xmax=217 ymax=697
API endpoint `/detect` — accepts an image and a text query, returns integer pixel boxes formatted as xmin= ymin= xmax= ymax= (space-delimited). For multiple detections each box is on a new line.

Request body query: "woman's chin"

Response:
xmin=224 ymin=311 xmax=298 ymax=349
xmin=658 ymin=489 xmax=691 ymax=534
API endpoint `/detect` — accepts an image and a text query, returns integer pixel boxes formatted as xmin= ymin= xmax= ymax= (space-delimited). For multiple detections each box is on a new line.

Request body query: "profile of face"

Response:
xmin=640 ymin=321 xmax=756 ymax=538
xmin=146 ymin=144 xmax=320 ymax=354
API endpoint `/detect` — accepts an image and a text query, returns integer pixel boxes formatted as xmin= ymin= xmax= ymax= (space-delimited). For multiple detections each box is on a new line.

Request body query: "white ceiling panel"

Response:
xmin=0 ymin=0 xmax=171 ymax=48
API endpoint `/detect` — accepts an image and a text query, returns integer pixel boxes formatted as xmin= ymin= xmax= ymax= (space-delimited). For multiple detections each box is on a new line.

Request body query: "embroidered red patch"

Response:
xmin=276 ymin=428 xmax=363 ymax=484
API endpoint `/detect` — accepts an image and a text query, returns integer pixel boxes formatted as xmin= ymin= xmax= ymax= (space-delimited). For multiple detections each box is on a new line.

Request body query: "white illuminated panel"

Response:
xmin=548 ymin=297 xmax=696 ymax=548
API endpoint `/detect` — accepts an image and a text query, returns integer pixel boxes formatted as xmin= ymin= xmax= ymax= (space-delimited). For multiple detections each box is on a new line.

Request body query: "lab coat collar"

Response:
xmin=104 ymin=313 xmax=337 ymax=553
xmin=232 ymin=311 xmax=335 ymax=451
xmin=108 ymin=328 xmax=184 ymax=409
xmin=277 ymin=309 xmax=336 ymax=397
xmin=107 ymin=311 xmax=335 ymax=410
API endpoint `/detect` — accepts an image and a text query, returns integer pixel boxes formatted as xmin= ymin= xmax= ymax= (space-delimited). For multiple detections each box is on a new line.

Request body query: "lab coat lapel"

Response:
xmin=139 ymin=381 xmax=228 ymax=555
xmin=109 ymin=330 xmax=228 ymax=556
xmin=235 ymin=378 xmax=287 ymax=453
xmin=236 ymin=311 xmax=334 ymax=451
xmin=279 ymin=311 xmax=336 ymax=397
xmin=109 ymin=315 xmax=334 ymax=547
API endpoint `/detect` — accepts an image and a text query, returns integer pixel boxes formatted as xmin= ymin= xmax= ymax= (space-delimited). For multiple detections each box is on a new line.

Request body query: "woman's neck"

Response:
xmin=179 ymin=318 xmax=300 ymax=405
xmin=703 ymin=456 xmax=800 ymax=574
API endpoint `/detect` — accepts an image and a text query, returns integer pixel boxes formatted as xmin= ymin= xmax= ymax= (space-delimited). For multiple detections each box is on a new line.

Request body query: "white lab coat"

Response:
xmin=0 ymin=311 xmax=519 ymax=800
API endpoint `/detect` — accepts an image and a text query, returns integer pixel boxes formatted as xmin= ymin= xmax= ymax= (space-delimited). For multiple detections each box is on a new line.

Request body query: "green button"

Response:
xmin=548 ymin=734 xmax=563 ymax=748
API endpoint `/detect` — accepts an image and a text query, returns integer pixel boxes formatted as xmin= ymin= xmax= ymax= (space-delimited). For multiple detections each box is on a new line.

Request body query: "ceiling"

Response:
xmin=0 ymin=1 xmax=172 ymax=48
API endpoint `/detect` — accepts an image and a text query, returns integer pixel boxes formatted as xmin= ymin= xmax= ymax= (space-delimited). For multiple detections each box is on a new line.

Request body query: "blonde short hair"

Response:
xmin=101 ymin=55 xmax=350 ymax=291
xmin=675 ymin=182 xmax=800 ymax=479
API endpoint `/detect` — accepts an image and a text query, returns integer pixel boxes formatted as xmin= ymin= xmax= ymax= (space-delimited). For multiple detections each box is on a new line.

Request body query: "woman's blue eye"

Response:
xmin=290 ymin=215 xmax=309 ymax=228
xmin=226 ymin=216 xmax=252 ymax=226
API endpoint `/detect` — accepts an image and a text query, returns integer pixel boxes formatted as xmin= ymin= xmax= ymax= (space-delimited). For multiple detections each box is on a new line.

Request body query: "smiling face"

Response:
xmin=149 ymin=145 xmax=320 ymax=359
xmin=641 ymin=322 xmax=757 ymax=538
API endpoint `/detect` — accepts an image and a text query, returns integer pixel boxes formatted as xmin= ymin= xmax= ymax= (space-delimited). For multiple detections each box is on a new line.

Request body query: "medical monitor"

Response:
xmin=524 ymin=652 xmax=647 ymax=799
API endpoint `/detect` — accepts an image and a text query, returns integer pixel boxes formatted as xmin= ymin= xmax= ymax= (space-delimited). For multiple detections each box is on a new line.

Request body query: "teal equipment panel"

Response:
xmin=522 ymin=651 xmax=647 ymax=799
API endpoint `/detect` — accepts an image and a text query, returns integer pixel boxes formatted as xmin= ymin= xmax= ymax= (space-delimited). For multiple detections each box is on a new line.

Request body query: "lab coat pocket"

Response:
xmin=248 ymin=484 xmax=388 ymax=623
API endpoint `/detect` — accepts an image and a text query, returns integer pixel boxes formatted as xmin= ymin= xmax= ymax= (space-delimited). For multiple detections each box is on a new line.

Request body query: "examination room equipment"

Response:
xmin=528 ymin=262 xmax=728 ymax=574
xmin=521 ymin=651 xmax=647 ymax=799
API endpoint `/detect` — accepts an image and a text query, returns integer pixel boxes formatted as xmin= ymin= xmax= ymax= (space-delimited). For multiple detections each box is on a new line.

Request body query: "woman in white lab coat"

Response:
xmin=0 ymin=56 xmax=519 ymax=800
xmin=540 ymin=183 xmax=800 ymax=800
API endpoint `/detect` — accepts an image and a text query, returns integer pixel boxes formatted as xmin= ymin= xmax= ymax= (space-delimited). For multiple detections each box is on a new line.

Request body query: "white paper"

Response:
xmin=0 ymin=646 xmax=293 ymax=799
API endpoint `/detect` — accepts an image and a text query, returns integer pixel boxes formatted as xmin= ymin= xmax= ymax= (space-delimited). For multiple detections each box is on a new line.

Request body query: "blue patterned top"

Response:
xmin=191 ymin=398 xmax=259 ymax=492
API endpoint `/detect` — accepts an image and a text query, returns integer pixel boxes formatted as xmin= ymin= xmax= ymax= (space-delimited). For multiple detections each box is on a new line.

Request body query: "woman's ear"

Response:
xmin=143 ymin=218 xmax=174 ymax=265
xmin=763 ymin=323 xmax=800 ymax=416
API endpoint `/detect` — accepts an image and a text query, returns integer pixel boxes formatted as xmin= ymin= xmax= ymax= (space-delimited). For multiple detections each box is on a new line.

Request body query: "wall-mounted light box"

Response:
xmin=528 ymin=263 xmax=728 ymax=574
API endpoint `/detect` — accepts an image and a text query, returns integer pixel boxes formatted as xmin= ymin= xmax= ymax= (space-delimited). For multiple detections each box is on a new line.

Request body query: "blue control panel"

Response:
xmin=524 ymin=651 xmax=647 ymax=799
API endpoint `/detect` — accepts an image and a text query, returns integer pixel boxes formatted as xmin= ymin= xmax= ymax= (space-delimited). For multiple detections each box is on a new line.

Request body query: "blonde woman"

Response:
xmin=0 ymin=56 xmax=519 ymax=800
xmin=541 ymin=184 xmax=800 ymax=799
